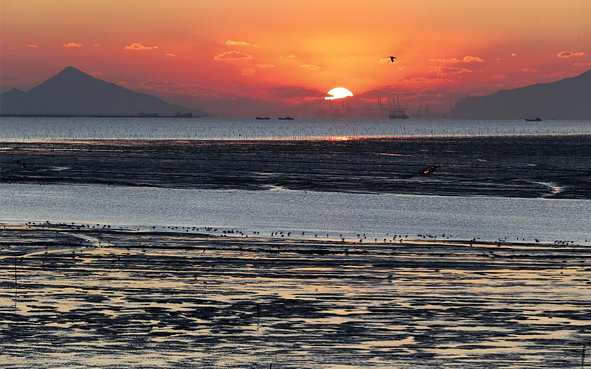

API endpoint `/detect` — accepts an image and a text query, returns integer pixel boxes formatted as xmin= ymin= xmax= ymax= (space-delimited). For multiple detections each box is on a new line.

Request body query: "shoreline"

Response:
xmin=1 ymin=222 xmax=584 ymax=249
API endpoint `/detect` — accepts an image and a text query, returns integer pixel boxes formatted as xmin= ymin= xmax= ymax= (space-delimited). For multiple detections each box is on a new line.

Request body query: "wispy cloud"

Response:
xmin=26 ymin=44 xmax=38 ymax=48
xmin=377 ymin=58 xmax=391 ymax=64
xmin=462 ymin=56 xmax=484 ymax=63
xmin=93 ymin=44 xmax=100 ymax=47
xmin=213 ymin=51 xmax=253 ymax=61
xmin=511 ymin=53 xmax=518 ymax=57
xmin=574 ymin=62 xmax=591 ymax=67
xmin=432 ymin=66 xmax=473 ymax=76
xmin=429 ymin=58 xmax=461 ymax=64
xmin=241 ymin=68 xmax=256 ymax=76
xmin=124 ymin=43 xmax=159 ymax=51
xmin=225 ymin=40 xmax=258 ymax=47
xmin=300 ymin=64 xmax=320 ymax=70
xmin=166 ymin=53 xmax=176 ymax=57
xmin=63 ymin=42 xmax=83 ymax=48
xmin=429 ymin=56 xmax=484 ymax=64
xmin=521 ymin=68 xmax=538 ymax=73
xmin=256 ymin=63 xmax=275 ymax=69
xmin=557 ymin=51 xmax=585 ymax=59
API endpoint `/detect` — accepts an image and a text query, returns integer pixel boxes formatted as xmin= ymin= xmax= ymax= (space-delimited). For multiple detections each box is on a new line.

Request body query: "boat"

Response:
xmin=255 ymin=117 xmax=270 ymax=120
xmin=278 ymin=117 xmax=294 ymax=120
xmin=389 ymin=111 xmax=410 ymax=119
xmin=175 ymin=111 xmax=193 ymax=118
xmin=389 ymin=97 xmax=409 ymax=120
xmin=525 ymin=117 xmax=542 ymax=122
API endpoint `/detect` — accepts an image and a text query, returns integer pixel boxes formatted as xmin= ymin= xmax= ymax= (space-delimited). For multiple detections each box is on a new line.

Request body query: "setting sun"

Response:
xmin=325 ymin=87 xmax=354 ymax=101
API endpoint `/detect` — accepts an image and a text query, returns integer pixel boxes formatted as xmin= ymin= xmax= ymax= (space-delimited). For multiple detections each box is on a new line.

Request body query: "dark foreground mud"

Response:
xmin=1 ymin=224 xmax=591 ymax=368
xmin=2 ymin=135 xmax=591 ymax=198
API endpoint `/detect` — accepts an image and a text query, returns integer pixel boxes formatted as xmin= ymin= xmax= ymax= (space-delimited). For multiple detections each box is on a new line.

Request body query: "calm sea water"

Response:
xmin=1 ymin=183 xmax=589 ymax=244
xmin=1 ymin=117 xmax=591 ymax=140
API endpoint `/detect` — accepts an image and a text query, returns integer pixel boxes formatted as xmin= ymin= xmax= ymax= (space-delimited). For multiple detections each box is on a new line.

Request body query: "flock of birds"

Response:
xmin=18 ymin=221 xmax=585 ymax=248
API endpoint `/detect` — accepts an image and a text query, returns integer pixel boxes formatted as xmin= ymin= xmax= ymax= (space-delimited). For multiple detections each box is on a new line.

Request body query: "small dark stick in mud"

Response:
xmin=14 ymin=255 xmax=18 ymax=308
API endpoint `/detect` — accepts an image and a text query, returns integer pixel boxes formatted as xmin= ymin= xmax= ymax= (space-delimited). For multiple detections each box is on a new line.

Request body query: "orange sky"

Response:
xmin=2 ymin=0 xmax=591 ymax=116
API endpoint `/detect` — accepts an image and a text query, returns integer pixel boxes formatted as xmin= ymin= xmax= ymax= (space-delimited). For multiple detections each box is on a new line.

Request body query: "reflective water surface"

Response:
xmin=2 ymin=117 xmax=591 ymax=141
xmin=1 ymin=183 xmax=590 ymax=244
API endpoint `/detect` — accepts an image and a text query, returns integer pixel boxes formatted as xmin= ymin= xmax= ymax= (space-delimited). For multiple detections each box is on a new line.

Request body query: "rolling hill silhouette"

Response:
xmin=0 ymin=66 xmax=207 ymax=117
xmin=452 ymin=69 xmax=591 ymax=119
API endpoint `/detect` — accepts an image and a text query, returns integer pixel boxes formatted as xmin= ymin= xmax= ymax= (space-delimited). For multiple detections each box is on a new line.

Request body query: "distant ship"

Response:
xmin=525 ymin=117 xmax=542 ymax=122
xmin=278 ymin=117 xmax=294 ymax=120
xmin=255 ymin=116 xmax=270 ymax=120
xmin=389 ymin=97 xmax=409 ymax=119
xmin=175 ymin=111 xmax=193 ymax=118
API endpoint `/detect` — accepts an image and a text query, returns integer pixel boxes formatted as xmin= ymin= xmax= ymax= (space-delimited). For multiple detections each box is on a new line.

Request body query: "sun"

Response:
xmin=325 ymin=87 xmax=354 ymax=100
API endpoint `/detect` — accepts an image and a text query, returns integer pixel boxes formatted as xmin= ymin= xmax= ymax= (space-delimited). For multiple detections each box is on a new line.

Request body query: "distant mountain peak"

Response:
xmin=54 ymin=66 xmax=95 ymax=80
xmin=0 ymin=65 xmax=208 ymax=117
xmin=5 ymin=88 xmax=26 ymax=95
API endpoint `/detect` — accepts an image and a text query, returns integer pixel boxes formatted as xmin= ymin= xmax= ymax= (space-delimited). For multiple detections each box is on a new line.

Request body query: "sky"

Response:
xmin=1 ymin=0 xmax=591 ymax=117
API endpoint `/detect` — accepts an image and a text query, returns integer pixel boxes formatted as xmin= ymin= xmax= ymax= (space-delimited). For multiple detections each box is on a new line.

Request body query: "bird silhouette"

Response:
xmin=390 ymin=56 xmax=396 ymax=62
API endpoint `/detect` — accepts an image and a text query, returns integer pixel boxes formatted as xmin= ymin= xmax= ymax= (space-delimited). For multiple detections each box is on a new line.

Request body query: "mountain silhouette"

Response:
xmin=452 ymin=69 xmax=591 ymax=119
xmin=0 ymin=66 xmax=207 ymax=117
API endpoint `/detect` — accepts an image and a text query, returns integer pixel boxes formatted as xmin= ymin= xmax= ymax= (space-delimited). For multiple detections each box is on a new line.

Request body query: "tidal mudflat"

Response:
xmin=1 ymin=223 xmax=591 ymax=368
xmin=2 ymin=135 xmax=591 ymax=198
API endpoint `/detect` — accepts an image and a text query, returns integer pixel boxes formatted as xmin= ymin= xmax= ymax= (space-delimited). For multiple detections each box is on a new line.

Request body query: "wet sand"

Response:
xmin=2 ymin=135 xmax=591 ymax=198
xmin=1 ymin=223 xmax=591 ymax=368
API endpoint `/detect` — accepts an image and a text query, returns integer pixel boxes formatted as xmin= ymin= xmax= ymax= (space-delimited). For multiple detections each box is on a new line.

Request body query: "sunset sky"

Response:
xmin=2 ymin=0 xmax=591 ymax=116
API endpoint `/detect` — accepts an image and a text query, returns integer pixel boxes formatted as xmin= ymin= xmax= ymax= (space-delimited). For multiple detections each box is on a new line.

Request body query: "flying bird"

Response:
xmin=390 ymin=56 xmax=397 ymax=62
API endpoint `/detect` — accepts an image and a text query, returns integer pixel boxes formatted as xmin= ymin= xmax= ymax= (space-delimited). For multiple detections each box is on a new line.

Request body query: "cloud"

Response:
xmin=62 ymin=42 xmax=83 ymax=48
xmin=124 ymin=43 xmax=159 ymax=51
xmin=378 ymin=58 xmax=392 ymax=64
xmin=511 ymin=53 xmax=517 ymax=57
xmin=574 ymin=62 xmax=591 ymax=67
xmin=432 ymin=66 xmax=473 ymax=76
xmin=462 ymin=56 xmax=484 ymax=63
xmin=557 ymin=51 xmax=585 ymax=59
xmin=213 ymin=51 xmax=253 ymax=61
xmin=26 ymin=44 xmax=38 ymax=48
xmin=166 ymin=53 xmax=176 ymax=57
xmin=280 ymin=54 xmax=296 ymax=59
xmin=93 ymin=44 xmax=100 ymax=47
xmin=300 ymin=64 xmax=320 ymax=70
xmin=225 ymin=40 xmax=258 ymax=47
xmin=521 ymin=68 xmax=538 ymax=73
xmin=256 ymin=63 xmax=275 ymax=69
xmin=241 ymin=68 xmax=256 ymax=76
xmin=429 ymin=56 xmax=484 ymax=64
xmin=429 ymin=58 xmax=461 ymax=64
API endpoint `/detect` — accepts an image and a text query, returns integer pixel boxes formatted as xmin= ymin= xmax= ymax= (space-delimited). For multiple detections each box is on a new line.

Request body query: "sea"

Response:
xmin=1 ymin=116 xmax=591 ymax=141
